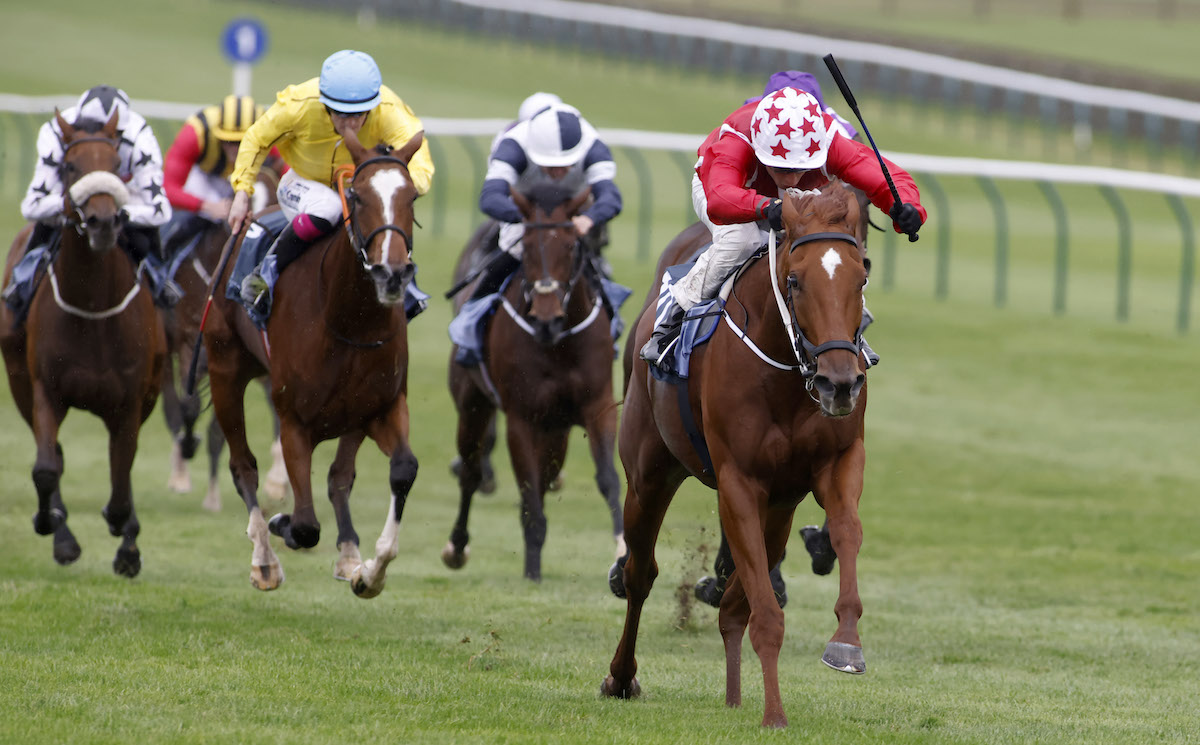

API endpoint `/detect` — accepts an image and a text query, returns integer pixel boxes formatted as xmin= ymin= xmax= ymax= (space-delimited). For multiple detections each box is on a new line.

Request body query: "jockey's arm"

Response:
xmin=20 ymin=121 xmax=67 ymax=223
xmin=162 ymin=122 xmax=205 ymax=213
xmin=121 ymin=120 xmax=171 ymax=228
xmin=581 ymin=141 xmax=622 ymax=226
xmin=827 ymin=137 xmax=927 ymax=230
xmin=478 ymin=138 xmax=525 ymax=224
xmin=703 ymin=137 xmax=774 ymax=226
xmin=228 ymin=106 xmax=289 ymax=233
xmin=376 ymin=96 xmax=434 ymax=196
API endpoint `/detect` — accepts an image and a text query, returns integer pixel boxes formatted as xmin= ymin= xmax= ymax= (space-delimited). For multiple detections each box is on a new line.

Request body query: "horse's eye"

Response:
xmin=787 ymin=275 xmax=801 ymax=292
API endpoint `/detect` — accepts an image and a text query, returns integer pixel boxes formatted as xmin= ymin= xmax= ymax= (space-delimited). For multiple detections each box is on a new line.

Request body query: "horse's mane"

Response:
xmin=787 ymin=180 xmax=852 ymax=229
xmin=70 ymin=117 xmax=110 ymax=134
xmin=526 ymin=183 xmax=575 ymax=215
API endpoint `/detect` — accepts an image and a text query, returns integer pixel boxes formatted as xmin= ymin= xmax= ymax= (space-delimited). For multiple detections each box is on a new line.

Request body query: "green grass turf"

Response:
xmin=1 ymin=1 xmax=1198 ymax=742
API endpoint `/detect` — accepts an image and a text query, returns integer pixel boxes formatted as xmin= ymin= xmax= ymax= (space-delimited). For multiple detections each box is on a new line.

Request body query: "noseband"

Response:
xmin=60 ymin=134 xmax=122 ymax=230
xmin=335 ymin=155 xmax=415 ymax=272
xmin=784 ymin=231 xmax=864 ymax=369
xmin=520 ymin=220 xmax=586 ymax=310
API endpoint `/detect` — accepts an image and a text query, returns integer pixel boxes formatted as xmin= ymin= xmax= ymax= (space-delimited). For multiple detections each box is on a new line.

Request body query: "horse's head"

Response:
xmin=339 ymin=129 xmax=424 ymax=306
xmin=779 ymin=183 xmax=869 ymax=418
xmin=56 ymin=109 xmax=126 ymax=252
xmin=512 ymin=183 xmax=591 ymax=345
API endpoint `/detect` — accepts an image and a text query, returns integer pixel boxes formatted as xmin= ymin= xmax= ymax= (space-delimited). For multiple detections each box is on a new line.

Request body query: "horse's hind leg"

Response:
xmin=102 ymin=411 xmax=144 ymax=578
xmin=269 ymin=415 xmax=319 ymax=550
xmin=698 ymin=527 xmax=787 ymax=608
xmin=581 ymin=396 xmax=624 ymax=560
xmin=443 ymin=383 xmax=495 ymax=569
xmin=261 ymin=382 xmax=290 ymax=502
xmin=161 ymin=354 xmax=192 ymax=493
xmin=328 ymin=433 xmax=365 ymax=581
xmin=351 ymin=399 xmax=418 ymax=599
xmin=202 ymin=414 xmax=225 ymax=512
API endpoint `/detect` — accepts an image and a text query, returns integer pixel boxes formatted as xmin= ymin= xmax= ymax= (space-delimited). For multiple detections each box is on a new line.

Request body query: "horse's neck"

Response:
xmin=319 ymin=233 xmax=395 ymax=327
xmin=735 ymin=250 xmax=795 ymax=359
xmin=55 ymin=232 xmax=135 ymax=302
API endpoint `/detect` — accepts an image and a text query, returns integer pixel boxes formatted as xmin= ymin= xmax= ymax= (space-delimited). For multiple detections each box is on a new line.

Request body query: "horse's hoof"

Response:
xmin=769 ymin=564 xmax=788 ymax=609
xmin=600 ymin=675 xmax=641 ymax=699
xmin=349 ymin=565 xmax=383 ymax=599
xmin=249 ymin=563 xmax=284 ymax=591
xmin=821 ymin=641 xmax=866 ymax=674
xmin=693 ymin=575 xmax=724 ymax=608
xmin=547 ymin=471 xmax=564 ymax=492
xmin=100 ymin=505 xmax=127 ymax=537
xmin=761 ymin=711 xmax=789 ymax=729
xmin=333 ymin=558 xmax=361 ymax=582
xmin=441 ymin=542 xmax=469 ymax=570
xmin=53 ymin=537 xmax=81 ymax=565
xmin=112 ymin=547 xmax=141 ymax=579
xmin=608 ymin=556 xmax=627 ymax=598
xmin=179 ymin=433 xmax=200 ymax=460
xmin=32 ymin=509 xmax=63 ymax=536
xmin=268 ymin=512 xmax=288 ymax=537
xmin=800 ymin=525 xmax=837 ymax=576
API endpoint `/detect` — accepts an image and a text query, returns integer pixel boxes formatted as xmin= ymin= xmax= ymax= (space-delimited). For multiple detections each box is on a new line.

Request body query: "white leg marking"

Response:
xmin=615 ymin=532 xmax=627 ymax=561
xmin=247 ymin=507 xmax=284 ymax=589
xmin=263 ymin=437 xmax=290 ymax=502
xmin=351 ymin=493 xmax=400 ymax=598
xmin=821 ymin=247 xmax=842 ymax=280
xmin=202 ymin=476 xmax=221 ymax=512
xmin=369 ymin=170 xmax=409 ymax=264
xmin=167 ymin=440 xmax=191 ymax=493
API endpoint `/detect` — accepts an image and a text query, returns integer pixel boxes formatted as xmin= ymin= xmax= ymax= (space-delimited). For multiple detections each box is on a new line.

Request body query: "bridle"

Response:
xmin=782 ymin=231 xmax=865 ymax=373
xmin=518 ymin=220 xmax=589 ymax=313
xmin=334 ymin=155 xmax=415 ymax=273
xmin=59 ymin=134 xmax=122 ymax=232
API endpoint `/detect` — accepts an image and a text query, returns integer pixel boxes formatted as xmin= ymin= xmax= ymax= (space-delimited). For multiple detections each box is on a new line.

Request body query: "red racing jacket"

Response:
xmin=696 ymin=100 xmax=926 ymax=229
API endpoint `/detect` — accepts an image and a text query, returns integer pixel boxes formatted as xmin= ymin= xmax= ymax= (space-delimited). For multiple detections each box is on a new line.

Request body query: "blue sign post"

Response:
xmin=221 ymin=18 xmax=268 ymax=96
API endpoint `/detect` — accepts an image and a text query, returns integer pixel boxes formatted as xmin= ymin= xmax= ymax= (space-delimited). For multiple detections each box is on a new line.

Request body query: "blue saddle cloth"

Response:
xmin=224 ymin=211 xmax=428 ymax=330
xmin=448 ymin=274 xmax=633 ymax=367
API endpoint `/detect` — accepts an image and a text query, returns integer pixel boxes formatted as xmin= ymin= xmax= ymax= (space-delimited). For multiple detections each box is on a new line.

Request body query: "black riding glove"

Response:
xmin=765 ymin=199 xmax=784 ymax=231
xmin=889 ymin=202 xmax=922 ymax=236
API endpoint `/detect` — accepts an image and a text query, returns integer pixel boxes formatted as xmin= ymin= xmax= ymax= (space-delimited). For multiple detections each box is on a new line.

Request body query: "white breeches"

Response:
xmin=670 ymin=173 xmax=767 ymax=311
xmin=183 ymin=167 xmax=234 ymax=203
xmin=276 ymin=169 xmax=343 ymax=224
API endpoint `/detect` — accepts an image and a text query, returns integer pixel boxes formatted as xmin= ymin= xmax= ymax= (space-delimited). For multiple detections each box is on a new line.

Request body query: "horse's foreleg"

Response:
xmin=443 ymin=389 xmax=495 ymax=570
xmin=816 ymin=441 xmax=866 ymax=675
xmin=102 ymin=411 xmax=143 ymax=578
xmin=270 ymin=417 xmax=318 ymax=550
xmin=581 ymin=396 xmax=624 ymax=560
xmin=160 ymin=355 xmax=192 ymax=493
xmin=29 ymin=382 xmax=78 ymax=562
xmin=716 ymin=472 xmax=787 ymax=728
xmin=262 ymin=381 xmax=290 ymax=502
xmin=506 ymin=416 xmax=554 ymax=582
xmin=203 ymin=415 xmax=225 ymax=512
xmin=351 ymin=400 xmax=418 ymax=599
xmin=329 ymin=433 xmax=365 ymax=581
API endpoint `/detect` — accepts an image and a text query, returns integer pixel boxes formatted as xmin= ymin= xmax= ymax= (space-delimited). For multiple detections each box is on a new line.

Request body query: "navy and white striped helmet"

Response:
xmin=525 ymin=103 xmax=597 ymax=168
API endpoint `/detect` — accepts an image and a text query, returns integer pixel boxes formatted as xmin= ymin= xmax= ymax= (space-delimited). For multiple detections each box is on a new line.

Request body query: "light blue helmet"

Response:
xmin=318 ymin=50 xmax=382 ymax=113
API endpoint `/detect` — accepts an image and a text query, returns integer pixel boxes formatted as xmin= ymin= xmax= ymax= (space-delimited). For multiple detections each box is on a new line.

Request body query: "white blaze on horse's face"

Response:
xmin=821 ymin=247 xmax=842 ymax=280
xmin=368 ymin=169 xmax=409 ymax=262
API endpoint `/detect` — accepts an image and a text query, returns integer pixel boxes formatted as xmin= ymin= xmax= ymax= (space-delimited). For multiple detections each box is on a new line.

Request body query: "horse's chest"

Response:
xmin=286 ymin=352 xmax=403 ymax=425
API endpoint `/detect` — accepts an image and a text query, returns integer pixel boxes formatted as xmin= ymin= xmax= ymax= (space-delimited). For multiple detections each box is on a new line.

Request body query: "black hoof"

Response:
xmin=800 ymin=525 xmax=837 ymax=576
xmin=450 ymin=456 xmax=497 ymax=496
xmin=268 ymin=513 xmax=317 ymax=550
xmin=32 ymin=508 xmax=64 ymax=536
xmin=821 ymin=641 xmax=866 ymax=674
xmin=53 ymin=536 xmax=81 ymax=565
xmin=112 ymin=547 xmax=141 ymax=578
xmin=100 ymin=505 xmax=129 ymax=537
xmin=179 ymin=432 xmax=200 ymax=460
xmin=608 ymin=555 xmax=627 ymax=598
xmin=600 ymin=675 xmax=641 ymax=699
xmin=693 ymin=575 xmax=724 ymax=608
xmin=769 ymin=564 xmax=788 ymax=609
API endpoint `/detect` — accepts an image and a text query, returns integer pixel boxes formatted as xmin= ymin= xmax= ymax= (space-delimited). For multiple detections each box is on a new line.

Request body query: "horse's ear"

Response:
xmin=102 ymin=109 xmax=120 ymax=139
xmin=565 ymin=186 xmax=591 ymax=217
xmin=55 ymin=108 xmax=74 ymax=140
xmin=510 ymin=185 xmax=533 ymax=220
xmin=342 ymin=126 xmax=369 ymax=164
xmin=395 ymin=130 xmax=424 ymax=165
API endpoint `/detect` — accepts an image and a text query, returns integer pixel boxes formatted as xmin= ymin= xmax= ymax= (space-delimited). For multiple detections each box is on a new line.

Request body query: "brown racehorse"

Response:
xmin=443 ymin=186 xmax=624 ymax=582
xmin=0 ymin=110 xmax=165 ymax=576
xmin=159 ymin=169 xmax=289 ymax=511
xmin=602 ymin=184 xmax=871 ymax=728
xmin=202 ymin=129 xmax=425 ymax=597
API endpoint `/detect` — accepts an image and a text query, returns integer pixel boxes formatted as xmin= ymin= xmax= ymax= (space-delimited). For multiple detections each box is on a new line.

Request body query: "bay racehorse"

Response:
xmin=202 ymin=129 xmax=424 ymax=596
xmin=443 ymin=185 xmax=624 ymax=582
xmin=159 ymin=169 xmax=289 ymax=511
xmin=602 ymin=184 xmax=871 ymax=728
xmin=0 ymin=110 xmax=165 ymax=576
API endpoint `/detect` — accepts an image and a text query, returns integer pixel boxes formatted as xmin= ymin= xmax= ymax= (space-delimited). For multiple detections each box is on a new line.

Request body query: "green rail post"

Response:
xmin=14 ymin=112 xmax=36 ymax=200
xmin=427 ymin=136 xmax=448 ymax=238
xmin=1037 ymin=181 xmax=1070 ymax=315
xmin=1108 ymin=108 xmax=1128 ymax=167
xmin=920 ymin=174 xmax=951 ymax=300
xmin=1145 ymin=114 xmax=1163 ymax=172
xmin=623 ymin=147 xmax=653 ymax=262
xmin=460 ymin=136 xmax=487 ymax=230
xmin=1166 ymin=194 xmax=1194 ymax=333
xmin=977 ymin=176 xmax=1008 ymax=307
xmin=668 ymin=150 xmax=697 ymax=229
xmin=1098 ymin=186 xmax=1131 ymax=322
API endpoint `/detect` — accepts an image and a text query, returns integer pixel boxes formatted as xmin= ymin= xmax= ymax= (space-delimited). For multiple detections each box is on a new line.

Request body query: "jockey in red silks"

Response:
xmin=640 ymin=85 xmax=927 ymax=365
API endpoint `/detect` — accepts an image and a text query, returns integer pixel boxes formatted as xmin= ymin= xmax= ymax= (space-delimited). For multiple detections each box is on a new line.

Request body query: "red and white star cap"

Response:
xmin=750 ymin=87 xmax=830 ymax=170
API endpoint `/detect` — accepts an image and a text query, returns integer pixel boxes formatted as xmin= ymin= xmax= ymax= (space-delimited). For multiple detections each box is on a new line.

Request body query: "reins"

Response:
xmin=500 ymin=219 xmax=602 ymax=344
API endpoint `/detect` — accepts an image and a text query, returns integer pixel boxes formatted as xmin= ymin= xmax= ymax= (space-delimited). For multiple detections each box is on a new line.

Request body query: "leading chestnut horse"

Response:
xmin=602 ymin=184 xmax=871 ymax=728
xmin=202 ymin=129 xmax=425 ymax=597
xmin=0 ymin=111 xmax=165 ymax=576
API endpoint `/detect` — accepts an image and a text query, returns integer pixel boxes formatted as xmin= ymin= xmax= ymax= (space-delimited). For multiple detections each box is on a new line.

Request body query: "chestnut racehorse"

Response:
xmin=202 ymin=130 xmax=425 ymax=597
xmin=0 ymin=110 xmax=165 ymax=576
xmin=443 ymin=186 xmax=624 ymax=582
xmin=603 ymin=184 xmax=871 ymax=728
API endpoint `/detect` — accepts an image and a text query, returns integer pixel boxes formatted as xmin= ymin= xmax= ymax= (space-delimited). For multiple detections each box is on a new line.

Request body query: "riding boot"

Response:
xmin=239 ymin=221 xmax=325 ymax=318
xmin=469 ymin=251 xmax=521 ymax=301
xmin=639 ymin=303 xmax=686 ymax=369
xmin=2 ymin=222 xmax=60 ymax=322
xmin=125 ymin=225 xmax=182 ymax=308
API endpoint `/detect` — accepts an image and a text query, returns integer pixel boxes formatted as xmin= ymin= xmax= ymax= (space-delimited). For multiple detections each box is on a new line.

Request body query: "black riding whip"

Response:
xmin=184 ymin=231 xmax=238 ymax=396
xmin=822 ymin=53 xmax=920 ymax=243
xmin=444 ymin=248 xmax=509 ymax=299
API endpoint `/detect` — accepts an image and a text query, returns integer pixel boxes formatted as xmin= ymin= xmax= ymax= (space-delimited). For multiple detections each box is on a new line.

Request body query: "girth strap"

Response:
xmin=674 ymin=377 xmax=713 ymax=477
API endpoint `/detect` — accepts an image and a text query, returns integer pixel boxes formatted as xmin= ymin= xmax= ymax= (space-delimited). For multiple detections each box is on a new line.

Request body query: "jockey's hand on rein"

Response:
xmin=765 ymin=199 xmax=784 ymax=231
xmin=889 ymin=201 xmax=922 ymax=239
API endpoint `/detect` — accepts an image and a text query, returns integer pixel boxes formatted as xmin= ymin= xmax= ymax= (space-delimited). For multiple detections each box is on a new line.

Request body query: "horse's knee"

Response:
xmin=389 ymin=453 xmax=417 ymax=497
